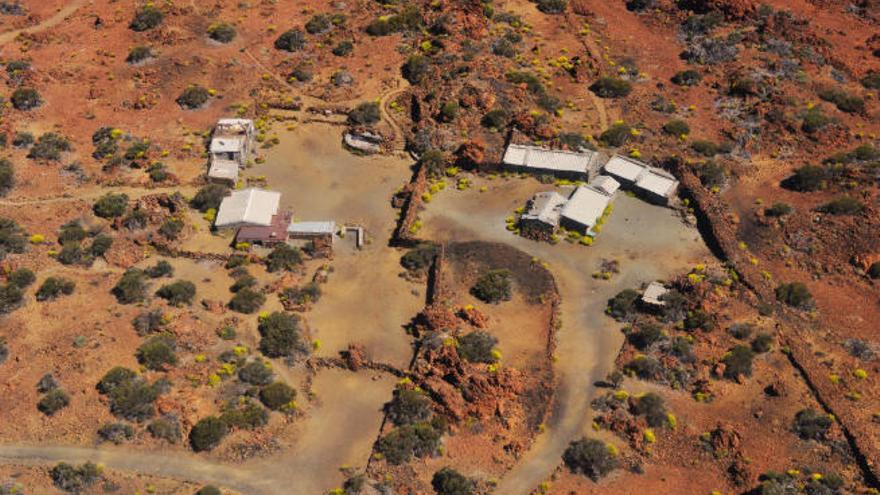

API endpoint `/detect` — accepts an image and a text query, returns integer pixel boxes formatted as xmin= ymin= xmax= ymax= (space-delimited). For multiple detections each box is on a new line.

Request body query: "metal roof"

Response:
xmin=642 ymin=281 xmax=670 ymax=306
xmin=207 ymin=160 xmax=239 ymax=181
xmin=215 ymin=119 xmax=254 ymax=135
xmin=215 ymin=188 xmax=281 ymax=227
xmin=591 ymin=175 xmax=621 ymax=196
xmin=210 ymin=136 xmax=246 ymax=153
xmin=560 ymin=186 xmax=612 ymax=229
xmin=503 ymin=144 xmax=605 ymax=175
xmin=522 ymin=191 xmax=567 ymax=225
xmin=635 ymin=169 xmax=679 ymax=198
xmin=288 ymin=221 xmax=337 ymax=235
xmin=603 ymin=155 xmax=648 ymax=182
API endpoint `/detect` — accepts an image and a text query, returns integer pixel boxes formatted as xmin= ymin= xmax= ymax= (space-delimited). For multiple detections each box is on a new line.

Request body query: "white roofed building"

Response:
xmin=603 ymin=155 xmax=648 ymax=185
xmin=560 ymin=186 xmax=613 ymax=234
xmin=642 ymin=281 xmax=670 ymax=306
xmin=214 ymin=188 xmax=281 ymax=229
xmin=208 ymin=119 xmax=256 ymax=185
xmin=519 ymin=191 xmax=567 ymax=241
xmin=503 ymin=144 xmax=606 ymax=180
xmin=591 ymin=175 xmax=621 ymax=196
xmin=603 ymin=155 xmax=679 ymax=205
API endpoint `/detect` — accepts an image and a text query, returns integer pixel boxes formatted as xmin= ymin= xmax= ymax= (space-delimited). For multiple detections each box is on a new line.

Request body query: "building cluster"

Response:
xmin=207 ymin=119 xmax=336 ymax=249
xmin=505 ymin=144 xmax=680 ymax=242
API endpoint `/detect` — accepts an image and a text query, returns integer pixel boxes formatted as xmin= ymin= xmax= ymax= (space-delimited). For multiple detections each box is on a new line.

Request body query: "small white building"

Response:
xmin=503 ymin=144 xmax=607 ymax=181
xmin=519 ymin=191 xmax=568 ymax=239
xmin=288 ymin=221 xmax=337 ymax=241
xmin=560 ymin=186 xmax=613 ymax=233
xmin=591 ymin=175 xmax=621 ymax=196
xmin=214 ymin=188 xmax=281 ymax=229
xmin=642 ymin=281 xmax=670 ymax=306
xmin=208 ymin=119 xmax=256 ymax=185
xmin=602 ymin=155 xmax=679 ymax=205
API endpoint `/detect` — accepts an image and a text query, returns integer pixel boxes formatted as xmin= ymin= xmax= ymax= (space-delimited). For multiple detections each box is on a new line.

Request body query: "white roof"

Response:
xmin=523 ymin=191 xmax=567 ymax=225
xmin=642 ymin=281 xmax=670 ymax=305
xmin=215 ymin=119 xmax=254 ymax=135
xmin=207 ymin=160 xmax=239 ymax=182
xmin=560 ymin=186 xmax=612 ymax=229
xmin=217 ymin=118 xmax=253 ymax=127
xmin=503 ymin=144 xmax=604 ymax=175
xmin=635 ymin=169 xmax=678 ymax=198
xmin=604 ymin=155 xmax=648 ymax=182
xmin=215 ymin=188 xmax=281 ymax=227
xmin=288 ymin=221 xmax=337 ymax=234
xmin=211 ymin=136 xmax=246 ymax=153
xmin=591 ymin=175 xmax=620 ymax=196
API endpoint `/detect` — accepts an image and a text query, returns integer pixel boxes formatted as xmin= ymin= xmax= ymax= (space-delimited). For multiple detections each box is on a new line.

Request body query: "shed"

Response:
xmin=603 ymin=155 xmax=648 ymax=185
xmin=288 ymin=221 xmax=337 ymax=242
xmin=503 ymin=144 xmax=606 ymax=180
xmin=642 ymin=281 xmax=670 ymax=306
xmin=634 ymin=169 xmax=679 ymax=205
xmin=560 ymin=186 xmax=613 ymax=233
xmin=214 ymin=188 xmax=281 ymax=229
xmin=207 ymin=159 xmax=239 ymax=185
xmin=591 ymin=175 xmax=621 ymax=196
xmin=520 ymin=191 xmax=567 ymax=240
xmin=236 ymin=211 xmax=292 ymax=246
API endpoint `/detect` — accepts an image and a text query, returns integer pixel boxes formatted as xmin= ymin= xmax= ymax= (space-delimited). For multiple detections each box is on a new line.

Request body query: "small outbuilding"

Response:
xmin=602 ymin=155 xmax=679 ymax=205
xmin=520 ymin=191 xmax=567 ymax=241
xmin=560 ymin=186 xmax=613 ymax=234
xmin=236 ymin=211 xmax=292 ymax=246
xmin=603 ymin=155 xmax=648 ymax=186
xmin=214 ymin=188 xmax=282 ymax=229
xmin=288 ymin=221 xmax=337 ymax=243
xmin=503 ymin=144 xmax=607 ymax=181
xmin=591 ymin=175 xmax=621 ymax=196
xmin=208 ymin=119 xmax=256 ymax=185
xmin=641 ymin=281 xmax=670 ymax=307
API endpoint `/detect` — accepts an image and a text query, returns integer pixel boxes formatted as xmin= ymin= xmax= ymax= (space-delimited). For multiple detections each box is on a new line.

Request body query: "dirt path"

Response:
xmin=0 ymin=185 xmax=197 ymax=207
xmin=0 ymin=0 xmax=88 ymax=46
xmin=378 ymin=84 xmax=410 ymax=153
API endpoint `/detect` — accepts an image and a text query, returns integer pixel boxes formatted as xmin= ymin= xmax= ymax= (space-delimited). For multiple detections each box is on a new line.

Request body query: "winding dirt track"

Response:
xmin=0 ymin=0 xmax=88 ymax=45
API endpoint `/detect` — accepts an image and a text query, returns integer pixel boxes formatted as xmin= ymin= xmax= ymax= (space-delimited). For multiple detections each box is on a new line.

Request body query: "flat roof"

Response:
xmin=288 ymin=221 xmax=337 ymax=235
xmin=503 ymin=144 xmax=604 ymax=175
xmin=211 ymin=136 xmax=246 ymax=153
xmin=215 ymin=188 xmax=281 ymax=227
xmin=560 ymin=186 xmax=612 ymax=229
xmin=207 ymin=160 xmax=239 ymax=181
xmin=591 ymin=175 xmax=621 ymax=196
xmin=635 ymin=169 xmax=678 ymax=198
xmin=522 ymin=191 xmax=567 ymax=225
xmin=604 ymin=155 xmax=648 ymax=182
xmin=237 ymin=211 xmax=292 ymax=242
xmin=642 ymin=281 xmax=670 ymax=305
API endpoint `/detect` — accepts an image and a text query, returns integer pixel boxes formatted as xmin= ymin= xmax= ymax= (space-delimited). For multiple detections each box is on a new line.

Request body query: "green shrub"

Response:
xmin=698 ymin=161 xmax=726 ymax=188
xmin=259 ymin=381 xmax=296 ymax=410
xmin=280 ymin=282 xmax=320 ymax=308
xmin=155 ymin=280 xmax=196 ymax=306
xmin=782 ymin=165 xmax=825 ymax=191
xmin=671 ymin=70 xmax=701 ymax=86
xmin=238 ymin=360 xmax=274 ymax=386
xmin=431 ymin=467 xmax=474 ymax=495
xmin=93 ymin=193 xmax=128 ymax=218
xmin=58 ymin=220 xmax=87 ymax=244
xmin=112 ymin=269 xmax=148 ymax=304
xmin=599 ymin=122 xmax=633 ymax=147
xmin=220 ymin=400 xmax=268 ymax=429
xmin=8 ymin=267 xmax=34 ymax=288
xmin=751 ymin=333 xmax=773 ymax=353
xmin=190 ymin=416 xmax=228 ymax=452
xmin=765 ymin=202 xmax=793 ymax=217
xmin=50 ymin=462 xmax=101 ymax=493
xmin=625 ymin=355 xmax=662 ymax=379
xmin=12 ymin=131 xmax=34 ymax=148
xmin=192 ymin=184 xmax=229 ymax=212
xmin=348 ymin=102 xmax=381 ymax=125
xmin=258 ymin=312 xmax=307 ymax=358
xmin=589 ymin=77 xmax=633 ymax=98
xmin=36 ymin=277 xmax=75 ymax=301
xmin=56 ymin=243 xmax=85 ymax=266
xmin=775 ymin=282 xmax=812 ymax=309
xmin=195 ymin=486 xmax=222 ymax=495
xmin=0 ymin=159 xmax=13 ymax=196
xmin=137 ymin=334 xmax=178 ymax=370
xmin=275 ymin=28 xmax=306 ymax=52
xmin=159 ymin=217 xmax=184 ymax=239
xmin=145 ymin=260 xmax=174 ymax=278
xmin=376 ymin=418 xmax=445 ymax=465
xmin=401 ymin=244 xmax=438 ymax=272
xmin=229 ymin=287 xmax=265 ymax=314
xmin=793 ymin=408 xmax=831 ymax=440
xmin=439 ymin=101 xmax=459 ymax=122
xmin=818 ymin=87 xmax=864 ymax=114
xmin=861 ymin=72 xmax=880 ymax=89
xmin=627 ymin=322 xmax=663 ymax=350
xmin=305 ymin=14 xmax=333 ymax=34
xmin=98 ymin=422 xmax=134 ymax=444
xmin=662 ymin=119 xmax=690 ymax=136
xmin=607 ymin=288 xmax=639 ymax=321
xmin=132 ymin=309 xmax=165 ymax=336
xmin=106 ymin=376 xmax=159 ymax=422
xmin=177 ymin=85 xmax=210 ymax=110
xmin=130 ymin=5 xmax=163 ymax=31
xmin=265 ymin=244 xmax=303 ymax=272
xmin=386 ymin=388 xmax=432 ymax=426
xmin=481 ymin=109 xmax=509 ymax=129
xmin=0 ymin=337 xmax=8 ymax=364
xmin=38 ymin=389 xmax=70 ymax=416
xmin=0 ymin=217 xmax=27 ymax=261
xmin=332 ymin=40 xmax=354 ymax=56
xmin=10 ymin=87 xmax=41 ymax=110
xmin=90 ymin=234 xmax=113 ymax=257
xmin=684 ymin=309 xmax=713 ymax=331
xmin=28 ymin=132 xmax=70 ymax=160
xmin=536 ymin=0 xmax=567 ymax=14
xmin=148 ymin=416 xmax=181 ymax=443
xmin=208 ymin=22 xmax=236 ymax=43
xmin=722 ymin=345 xmax=755 ymax=379
xmin=562 ymin=437 xmax=618 ymax=481
xmin=366 ymin=5 xmax=422 ymax=36
xmin=632 ymin=392 xmax=667 ymax=427
xmin=126 ymin=45 xmax=153 ymax=64
xmin=801 ymin=106 xmax=830 ymax=134
xmin=471 ymin=269 xmax=512 ymax=304
xmin=818 ymin=195 xmax=864 ymax=215
xmin=97 ymin=366 xmax=140 ymax=394
xmin=402 ymin=55 xmax=430 ymax=84
xmin=868 ymin=261 xmax=880 ymax=279
xmin=457 ymin=331 xmax=499 ymax=363
xmin=690 ymin=140 xmax=729 ymax=157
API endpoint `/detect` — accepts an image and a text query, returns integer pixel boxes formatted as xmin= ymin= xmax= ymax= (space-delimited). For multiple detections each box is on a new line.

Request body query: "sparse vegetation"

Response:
xmin=348 ymin=102 xmax=381 ymax=125
xmin=563 ymin=437 xmax=618 ymax=481
xmin=607 ymin=289 xmax=639 ymax=321
xmin=793 ymin=408 xmax=832 ymax=441
xmin=126 ymin=45 xmax=153 ymax=64
xmin=258 ymin=311 xmax=307 ymax=358
xmin=93 ymin=193 xmax=129 ymax=218
xmin=50 ymin=462 xmax=101 ymax=493
xmin=229 ymin=288 xmax=266 ymax=314
xmin=190 ymin=416 xmax=228 ymax=452
xmin=130 ymin=5 xmax=163 ymax=32
xmin=457 ymin=331 xmax=499 ymax=363
xmin=818 ymin=195 xmax=864 ymax=215
xmin=275 ymin=28 xmax=307 ymax=52
xmin=112 ymin=269 xmax=149 ymax=304
xmin=721 ymin=345 xmax=755 ymax=379
xmin=137 ymin=334 xmax=178 ymax=370
xmin=266 ymin=244 xmax=304 ymax=272
xmin=431 ymin=467 xmax=474 ymax=495
xmin=589 ymin=77 xmax=633 ymax=98
xmin=38 ymin=388 xmax=70 ymax=416
xmin=192 ymin=184 xmax=229 ymax=212
xmin=259 ymin=381 xmax=296 ymax=410
xmin=36 ymin=277 xmax=75 ymax=301
xmin=155 ymin=280 xmax=196 ymax=306
xmin=207 ymin=22 xmax=236 ymax=43
xmin=176 ymin=85 xmax=210 ymax=110
xmin=0 ymin=159 xmax=13 ymax=196
xmin=10 ymin=87 xmax=41 ymax=111
xmin=775 ymin=282 xmax=812 ymax=309
xmin=470 ymin=269 xmax=512 ymax=304
xmin=376 ymin=418 xmax=445 ymax=465
xmin=386 ymin=388 xmax=433 ymax=426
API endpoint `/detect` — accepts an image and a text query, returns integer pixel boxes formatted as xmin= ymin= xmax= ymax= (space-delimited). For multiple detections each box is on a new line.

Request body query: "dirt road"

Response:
xmin=0 ymin=0 xmax=88 ymax=46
